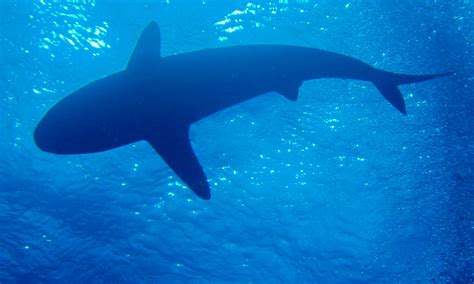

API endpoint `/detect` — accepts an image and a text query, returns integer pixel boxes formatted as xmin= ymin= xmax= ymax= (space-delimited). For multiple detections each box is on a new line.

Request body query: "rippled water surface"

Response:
xmin=0 ymin=0 xmax=472 ymax=282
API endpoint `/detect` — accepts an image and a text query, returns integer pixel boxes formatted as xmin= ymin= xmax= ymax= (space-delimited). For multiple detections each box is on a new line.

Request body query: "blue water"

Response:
xmin=1 ymin=0 xmax=473 ymax=282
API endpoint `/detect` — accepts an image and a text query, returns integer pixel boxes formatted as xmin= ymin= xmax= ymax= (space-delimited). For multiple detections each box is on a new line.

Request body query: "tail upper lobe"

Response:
xmin=373 ymin=71 xmax=452 ymax=114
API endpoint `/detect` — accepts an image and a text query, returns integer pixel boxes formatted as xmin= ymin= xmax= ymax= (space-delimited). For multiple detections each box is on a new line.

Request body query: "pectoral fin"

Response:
xmin=148 ymin=127 xmax=211 ymax=200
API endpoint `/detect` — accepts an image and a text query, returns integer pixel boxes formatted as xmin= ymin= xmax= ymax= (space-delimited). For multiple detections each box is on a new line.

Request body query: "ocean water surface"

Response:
xmin=0 ymin=0 xmax=473 ymax=282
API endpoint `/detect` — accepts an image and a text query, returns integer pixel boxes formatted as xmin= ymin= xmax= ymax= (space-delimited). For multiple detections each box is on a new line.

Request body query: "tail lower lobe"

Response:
xmin=373 ymin=71 xmax=452 ymax=115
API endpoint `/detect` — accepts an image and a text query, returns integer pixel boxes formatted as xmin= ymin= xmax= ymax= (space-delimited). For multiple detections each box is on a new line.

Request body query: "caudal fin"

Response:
xmin=373 ymin=71 xmax=452 ymax=115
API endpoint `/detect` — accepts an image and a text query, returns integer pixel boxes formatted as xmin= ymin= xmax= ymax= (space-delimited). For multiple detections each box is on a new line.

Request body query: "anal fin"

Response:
xmin=148 ymin=127 xmax=211 ymax=200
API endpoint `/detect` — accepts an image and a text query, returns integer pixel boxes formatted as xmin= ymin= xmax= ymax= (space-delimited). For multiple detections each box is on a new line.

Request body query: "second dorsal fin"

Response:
xmin=277 ymin=80 xmax=302 ymax=102
xmin=127 ymin=21 xmax=161 ymax=70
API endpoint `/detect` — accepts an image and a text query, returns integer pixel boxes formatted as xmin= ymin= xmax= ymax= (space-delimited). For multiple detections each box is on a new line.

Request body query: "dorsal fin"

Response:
xmin=127 ymin=21 xmax=161 ymax=70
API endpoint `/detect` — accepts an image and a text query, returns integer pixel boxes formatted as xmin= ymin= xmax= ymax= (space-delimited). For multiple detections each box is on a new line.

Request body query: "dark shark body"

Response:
xmin=34 ymin=22 xmax=450 ymax=200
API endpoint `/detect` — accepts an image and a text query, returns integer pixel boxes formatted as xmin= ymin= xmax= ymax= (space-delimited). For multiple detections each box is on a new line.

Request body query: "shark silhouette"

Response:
xmin=34 ymin=21 xmax=450 ymax=200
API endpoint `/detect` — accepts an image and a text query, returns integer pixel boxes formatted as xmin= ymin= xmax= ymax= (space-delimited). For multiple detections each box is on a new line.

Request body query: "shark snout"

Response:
xmin=34 ymin=118 xmax=58 ymax=154
xmin=34 ymin=113 xmax=72 ymax=155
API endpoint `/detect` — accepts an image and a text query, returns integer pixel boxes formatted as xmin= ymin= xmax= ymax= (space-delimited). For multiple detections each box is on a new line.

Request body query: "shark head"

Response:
xmin=34 ymin=71 xmax=145 ymax=155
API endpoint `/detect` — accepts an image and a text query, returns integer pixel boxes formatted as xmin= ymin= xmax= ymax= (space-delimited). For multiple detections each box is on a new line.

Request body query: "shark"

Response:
xmin=34 ymin=21 xmax=451 ymax=200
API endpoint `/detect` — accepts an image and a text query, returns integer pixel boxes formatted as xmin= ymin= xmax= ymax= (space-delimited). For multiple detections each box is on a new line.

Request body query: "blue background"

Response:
xmin=1 ymin=0 xmax=472 ymax=282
